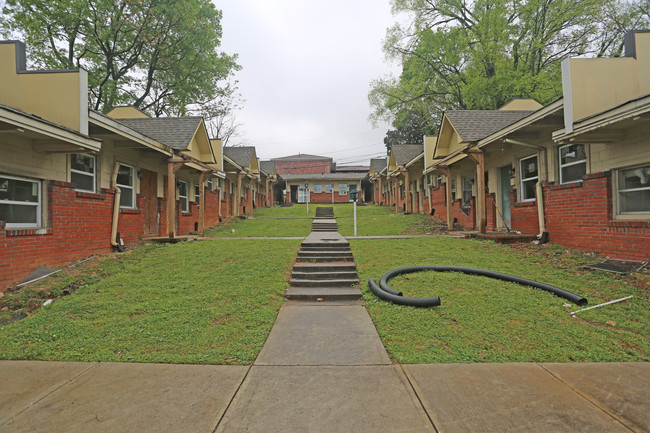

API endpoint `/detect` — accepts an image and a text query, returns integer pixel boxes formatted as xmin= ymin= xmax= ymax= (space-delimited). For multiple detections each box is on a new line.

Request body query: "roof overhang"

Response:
xmin=1 ymin=105 xmax=101 ymax=153
xmin=553 ymin=94 xmax=650 ymax=144
xmin=88 ymin=110 xmax=171 ymax=155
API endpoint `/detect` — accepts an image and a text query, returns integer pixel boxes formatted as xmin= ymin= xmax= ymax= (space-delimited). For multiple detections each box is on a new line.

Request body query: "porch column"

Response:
xmin=198 ymin=171 xmax=210 ymax=235
xmin=166 ymin=159 xmax=185 ymax=238
xmin=404 ymin=170 xmax=410 ymax=212
xmin=438 ymin=166 xmax=454 ymax=231
xmin=248 ymin=178 xmax=255 ymax=215
xmin=378 ymin=177 xmax=383 ymax=205
xmin=466 ymin=149 xmax=486 ymax=234
xmin=395 ymin=178 xmax=399 ymax=213
xmin=236 ymin=174 xmax=244 ymax=217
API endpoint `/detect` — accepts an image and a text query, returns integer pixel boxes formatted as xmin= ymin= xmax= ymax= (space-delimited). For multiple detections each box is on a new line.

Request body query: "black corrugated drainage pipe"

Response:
xmin=369 ymin=266 xmax=588 ymax=308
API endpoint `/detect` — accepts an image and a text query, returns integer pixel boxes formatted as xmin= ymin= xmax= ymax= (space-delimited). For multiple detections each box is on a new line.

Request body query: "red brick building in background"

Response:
xmin=272 ymin=154 xmax=334 ymax=175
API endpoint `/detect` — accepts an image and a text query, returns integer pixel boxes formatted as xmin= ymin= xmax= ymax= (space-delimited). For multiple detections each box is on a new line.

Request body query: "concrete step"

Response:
xmin=300 ymin=246 xmax=351 ymax=253
xmin=297 ymin=251 xmax=353 ymax=258
xmin=285 ymin=287 xmax=362 ymax=301
xmin=291 ymin=270 xmax=358 ymax=280
xmin=296 ymin=256 xmax=354 ymax=263
xmin=290 ymin=278 xmax=359 ymax=287
xmin=311 ymin=226 xmax=339 ymax=230
xmin=312 ymin=228 xmax=339 ymax=232
xmin=301 ymin=241 xmax=350 ymax=248
xmin=293 ymin=263 xmax=357 ymax=272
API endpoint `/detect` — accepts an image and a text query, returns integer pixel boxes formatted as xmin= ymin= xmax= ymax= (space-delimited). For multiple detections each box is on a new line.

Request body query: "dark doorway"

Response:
xmin=141 ymin=169 xmax=157 ymax=235
xmin=290 ymin=185 xmax=298 ymax=203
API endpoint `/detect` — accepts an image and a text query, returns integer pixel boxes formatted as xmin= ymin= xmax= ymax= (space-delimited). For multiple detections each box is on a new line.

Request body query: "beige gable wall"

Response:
xmin=210 ymin=139 xmax=224 ymax=172
xmin=499 ymin=99 xmax=543 ymax=111
xmin=424 ymin=136 xmax=437 ymax=171
xmin=106 ymin=106 xmax=150 ymax=119
xmin=0 ymin=41 xmax=87 ymax=134
xmin=562 ymin=32 xmax=650 ymax=130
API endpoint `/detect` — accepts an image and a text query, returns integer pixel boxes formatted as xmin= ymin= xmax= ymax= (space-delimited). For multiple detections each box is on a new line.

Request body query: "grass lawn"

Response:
xmin=0 ymin=239 xmax=300 ymax=365
xmin=352 ymin=238 xmax=650 ymax=364
xmin=205 ymin=204 xmax=438 ymax=237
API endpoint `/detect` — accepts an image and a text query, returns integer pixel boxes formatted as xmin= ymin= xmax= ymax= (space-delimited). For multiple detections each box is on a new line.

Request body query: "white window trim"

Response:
xmin=70 ymin=153 xmax=96 ymax=193
xmin=520 ymin=155 xmax=538 ymax=202
xmin=313 ymin=184 xmax=322 ymax=193
xmin=194 ymin=183 xmax=200 ymax=203
xmin=0 ymin=174 xmax=42 ymax=228
xmin=116 ymin=163 xmax=135 ymax=209
xmin=338 ymin=183 xmax=347 ymax=195
xmin=558 ymin=144 xmax=586 ymax=185
xmin=178 ymin=180 xmax=189 ymax=213
xmin=616 ymin=164 xmax=650 ymax=215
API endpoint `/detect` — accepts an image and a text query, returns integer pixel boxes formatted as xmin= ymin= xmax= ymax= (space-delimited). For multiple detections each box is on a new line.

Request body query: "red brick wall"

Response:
xmin=541 ymin=172 xmax=649 ymax=260
xmin=452 ymin=198 xmax=475 ymax=229
xmin=510 ymin=188 xmax=540 ymax=235
xmin=430 ymin=185 xmax=447 ymax=218
xmin=275 ymin=160 xmax=332 ymax=175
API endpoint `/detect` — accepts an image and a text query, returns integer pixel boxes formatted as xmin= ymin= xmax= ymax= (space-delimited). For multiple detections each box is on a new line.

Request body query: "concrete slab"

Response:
xmin=543 ymin=362 xmax=650 ymax=432
xmin=285 ymin=287 xmax=363 ymax=301
xmin=0 ymin=361 xmax=97 ymax=424
xmin=215 ymin=365 xmax=435 ymax=433
xmin=405 ymin=363 xmax=633 ymax=433
xmin=2 ymin=362 xmax=248 ymax=433
xmin=255 ymin=304 xmax=390 ymax=366
xmin=304 ymin=231 xmax=348 ymax=245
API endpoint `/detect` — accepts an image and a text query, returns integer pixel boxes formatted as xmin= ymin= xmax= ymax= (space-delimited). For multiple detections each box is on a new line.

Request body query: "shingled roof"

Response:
xmin=445 ymin=110 xmax=535 ymax=142
xmin=260 ymin=160 xmax=276 ymax=176
xmin=392 ymin=144 xmax=423 ymax=166
xmin=115 ymin=117 xmax=203 ymax=150
xmin=224 ymin=146 xmax=256 ymax=168
xmin=271 ymin=153 xmax=332 ymax=161
xmin=370 ymin=157 xmax=387 ymax=173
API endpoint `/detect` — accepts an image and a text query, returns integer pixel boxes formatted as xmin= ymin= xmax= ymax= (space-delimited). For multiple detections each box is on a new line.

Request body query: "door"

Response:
xmin=141 ymin=169 xmax=157 ymax=234
xmin=290 ymin=185 xmax=298 ymax=203
xmin=298 ymin=186 xmax=307 ymax=203
xmin=499 ymin=165 xmax=512 ymax=228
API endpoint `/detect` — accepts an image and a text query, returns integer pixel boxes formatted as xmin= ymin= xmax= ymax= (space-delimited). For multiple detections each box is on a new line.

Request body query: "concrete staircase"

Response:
xmin=311 ymin=207 xmax=338 ymax=232
xmin=286 ymin=209 xmax=361 ymax=301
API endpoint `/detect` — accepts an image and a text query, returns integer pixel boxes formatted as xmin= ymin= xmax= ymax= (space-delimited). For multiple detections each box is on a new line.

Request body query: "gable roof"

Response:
xmin=115 ymin=117 xmax=203 ymax=150
xmin=444 ymin=110 xmax=534 ymax=142
xmin=370 ymin=158 xmax=387 ymax=173
xmin=271 ymin=153 xmax=332 ymax=161
xmin=392 ymin=144 xmax=424 ymax=166
xmin=260 ymin=160 xmax=276 ymax=176
xmin=224 ymin=146 xmax=256 ymax=168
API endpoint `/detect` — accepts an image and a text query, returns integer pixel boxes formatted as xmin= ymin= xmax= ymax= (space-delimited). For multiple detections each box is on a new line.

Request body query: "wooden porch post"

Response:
xmin=236 ymin=174 xmax=244 ymax=217
xmin=198 ymin=171 xmax=210 ymax=235
xmin=404 ymin=170 xmax=410 ymax=212
xmin=248 ymin=178 xmax=254 ymax=215
xmin=438 ymin=166 xmax=454 ymax=231
xmin=166 ymin=159 xmax=185 ymax=238
xmin=468 ymin=149 xmax=487 ymax=234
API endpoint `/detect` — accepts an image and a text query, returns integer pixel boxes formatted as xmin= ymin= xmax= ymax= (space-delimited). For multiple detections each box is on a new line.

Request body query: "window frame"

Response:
xmin=70 ymin=153 xmax=96 ymax=193
xmin=116 ymin=163 xmax=135 ymax=209
xmin=519 ymin=155 xmax=538 ymax=202
xmin=194 ymin=182 xmax=200 ymax=203
xmin=178 ymin=180 xmax=189 ymax=213
xmin=616 ymin=163 xmax=650 ymax=216
xmin=313 ymin=184 xmax=322 ymax=193
xmin=0 ymin=174 xmax=42 ymax=228
xmin=558 ymin=144 xmax=587 ymax=184
xmin=461 ymin=175 xmax=473 ymax=209
xmin=338 ymin=183 xmax=347 ymax=196
xmin=325 ymin=184 xmax=333 ymax=193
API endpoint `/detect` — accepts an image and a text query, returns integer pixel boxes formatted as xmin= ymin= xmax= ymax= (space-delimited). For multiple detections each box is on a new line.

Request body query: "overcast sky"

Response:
xmin=218 ymin=1 xmax=402 ymax=165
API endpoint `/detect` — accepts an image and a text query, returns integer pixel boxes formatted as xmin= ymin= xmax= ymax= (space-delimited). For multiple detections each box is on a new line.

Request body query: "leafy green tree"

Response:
xmin=1 ymin=0 xmax=240 ymax=116
xmin=370 ymin=0 xmax=650 ymax=140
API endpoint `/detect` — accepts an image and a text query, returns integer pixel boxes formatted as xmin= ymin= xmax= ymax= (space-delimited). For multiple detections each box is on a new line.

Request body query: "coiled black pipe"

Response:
xmin=369 ymin=278 xmax=441 ymax=307
xmin=370 ymin=266 xmax=588 ymax=307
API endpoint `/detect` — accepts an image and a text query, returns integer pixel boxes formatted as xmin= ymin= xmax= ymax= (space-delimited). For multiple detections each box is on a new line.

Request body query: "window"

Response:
xmin=559 ymin=144 xmax=587 ymax=184
xmin=218 ymin=178 xmax=224 ymax=190
xmin=0 ymin=174 xmax=41 ymax=228
xmin=462 ymin=176 xmax=473 ymax=209
xmin=70 ymin=154 xmax=96 ymax=193
xmin=325 ymin=184 xmax=333 ymax=193
xmin=338 ymin=183 xmax=347 ymax=195
xmin=194 ymin=183 xmax=200 ymax=203
xmin=617 ymin=164 xmax=650 ymax=214
xmin=116 ymin=163 xmax=135 ymax=208
xmin=313 ymin=184 xmax=322 ymax=193
xmin=436 ymin=175 xmax=442 ymax=187
xmin=519 ymin=155 xmax=538 ymax=201
xmin=451 ymin=179 xmax=456 ymax=200
xmin=207 ymin=178 xmax=213 ymax=191
xmin=178 ymin=180 xmax=188 ymax=212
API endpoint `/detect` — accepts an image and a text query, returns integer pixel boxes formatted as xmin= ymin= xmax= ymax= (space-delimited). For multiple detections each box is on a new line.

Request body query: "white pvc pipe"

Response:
xmin=110 ymin=162 xmax=122 ymax=247
xmin=570 ymin=296 xmax=633 ymax=315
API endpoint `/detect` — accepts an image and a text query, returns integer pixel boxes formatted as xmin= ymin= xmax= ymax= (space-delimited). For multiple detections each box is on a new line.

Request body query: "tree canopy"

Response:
xmin=1 ymin=0 xmax=241 ymax=118
xmin=370 ymin=0 xmax=650 ymax=149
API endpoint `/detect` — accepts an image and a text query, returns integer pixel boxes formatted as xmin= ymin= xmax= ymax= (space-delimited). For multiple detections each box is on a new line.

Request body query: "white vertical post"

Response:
xmin=354 ymin=201 xmax=357 ymax=236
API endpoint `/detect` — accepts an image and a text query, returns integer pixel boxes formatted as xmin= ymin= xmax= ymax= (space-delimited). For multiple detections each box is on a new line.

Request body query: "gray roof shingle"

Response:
xmin=260 ymin=160 xmax=276 ymax=175
xmin=445 ymin=110 xmax=535 ymax=142
xmin=392 ymin=144 xmax=423 ymax=166
xmin=370 ymin=158 xmax=387 ymax=173
xmin=115 ymin=117 xmax=202 ymax=150
xmin=224 ymin=146 xmax=256 ymax=168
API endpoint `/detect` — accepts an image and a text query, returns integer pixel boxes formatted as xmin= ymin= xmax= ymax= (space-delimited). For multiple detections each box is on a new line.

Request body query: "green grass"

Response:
xmin=205 ymin=204 xmax=438 ymax=237
xmin=0 ymin=239 xmax=300 ymax=364
xmin=352 ymin=238 xmax=650 ymax=364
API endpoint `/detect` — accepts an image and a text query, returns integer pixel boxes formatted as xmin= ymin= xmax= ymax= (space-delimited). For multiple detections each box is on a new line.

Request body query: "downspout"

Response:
xmin=504 ymin=138 xmax=549 ymax=243
xmin=110 ymin=162 xmax=124 ymax=252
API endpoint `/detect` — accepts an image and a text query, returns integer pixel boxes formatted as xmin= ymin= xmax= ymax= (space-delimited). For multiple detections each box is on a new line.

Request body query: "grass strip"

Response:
xmin=352 ymin=237 xmax=650 ymax=363
xmin=0 ymin=239 xmax=300 ymax=365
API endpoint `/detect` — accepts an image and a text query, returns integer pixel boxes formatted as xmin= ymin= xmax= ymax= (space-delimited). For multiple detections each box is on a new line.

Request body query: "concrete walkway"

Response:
xmin=1 ymin=221 xmax=648 ymax=432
